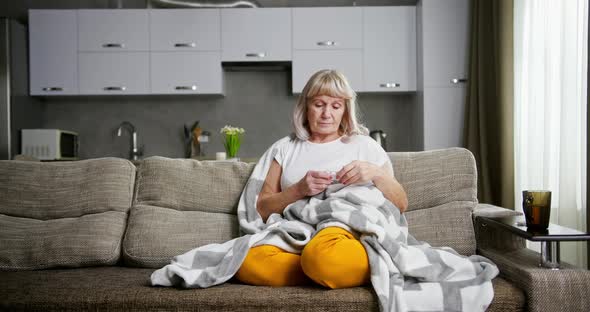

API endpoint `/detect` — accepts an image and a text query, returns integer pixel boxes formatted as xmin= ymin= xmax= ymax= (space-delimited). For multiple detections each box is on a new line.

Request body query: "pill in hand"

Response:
xmin=327 ymin=171 xmax=338 ymax=183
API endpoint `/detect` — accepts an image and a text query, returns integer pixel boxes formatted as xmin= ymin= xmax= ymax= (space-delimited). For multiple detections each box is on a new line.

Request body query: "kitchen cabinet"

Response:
xmin=151 ymin=52 xmax=222 ymax=94
xmin=292 ymin=50 xmax=362 ymax=93
xmin=29 ymin=10 xmax=78 ymax=95
xmin=363 ymin=7 xmax=417 ymax=92
xmin=29 ymin=6 xmax=422 ymax=97
xmin=78 ymin=52 xmax=149 ymax=94
xmin=150 ymin=9 xmax=223 ymax=95
xmin=422 ymin=0 xmax=469 ymax=88
xmin=78 ymin=10 xmax=148 ymax=52
xmin=419 ymin=0 xmax=470 ymax=150
xmin=292 ymin=7 xmax=362 ymax=93
xmin=292 ymin=8 xmax=362 ymax=50
xmin=150 ymin=9 xmax=220 ymax=51
xmin=221 ymin=8 xmax=291 ymax=61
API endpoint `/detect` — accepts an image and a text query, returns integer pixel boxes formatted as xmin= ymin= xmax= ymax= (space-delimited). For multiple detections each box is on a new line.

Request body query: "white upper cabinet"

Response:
xmin=29 ymin=7 xmax=423 ymax=96
xmin=293 ymin=7 xmax=362 ymax=50
xmin=422 ymin=0 xmax=470 ymax=87
xmin=78 ymin=10 xmax=148 ymax=51
xmin=78 ymin=53 xmax=149 ymax=94
xmin=150 ymin=9 xmax=220 ymax=51
xmin=29 ymin=10 xmax=78 ymax=95
xmin=292 ymin=50 xmax=362 ymax=93
xmin=151 ymin=52 xmax=222 ymax=94
xmin=363 ymin=7 xmax=416 ymax=92
xmin=292 ymin=7 xmax=363 ymax=93
xmin=221 ymin=8 xmax=291 ymax=61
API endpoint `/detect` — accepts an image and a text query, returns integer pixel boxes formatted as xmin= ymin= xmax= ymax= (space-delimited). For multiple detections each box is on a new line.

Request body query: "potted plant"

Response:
xmin=220 ymin=125 xmax=245 ymax=160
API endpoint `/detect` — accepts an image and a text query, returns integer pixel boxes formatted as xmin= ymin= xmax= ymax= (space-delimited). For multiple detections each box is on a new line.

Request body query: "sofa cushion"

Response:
xmin=390 ymin=148 xmax=477 ymax=212
xmin=125 ymin=157 xmax=255 ymax=267
xmin=389 ymin=148 xmax=478 ymax=255
xmin=405 ymin=202 xmax=476 ymax=256
xmin=123 ymin=204 xmax=239 ymax=268
xmin=0 ymin=158 xmax=135 ymax=219
xmin=0 ymin=158 xmax=135 ymax=270
xmin=134 ymin=157 xmax=255 ymax=214
xmin=0 ymin=267 xmax=525 ymax=312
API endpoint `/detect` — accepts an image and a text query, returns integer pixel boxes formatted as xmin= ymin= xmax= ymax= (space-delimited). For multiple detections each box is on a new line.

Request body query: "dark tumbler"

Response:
xmin=522 ymin=190 xmax=551 ymax=230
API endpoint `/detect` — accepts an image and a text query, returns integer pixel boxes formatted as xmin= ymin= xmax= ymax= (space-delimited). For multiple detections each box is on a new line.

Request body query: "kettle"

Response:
xmin=369 ymin=130 xmax=387 ymax=151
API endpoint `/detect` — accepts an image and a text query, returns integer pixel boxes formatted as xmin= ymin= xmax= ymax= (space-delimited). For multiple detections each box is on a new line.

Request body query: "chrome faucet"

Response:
xmin=117 ymin=121 xmax=142 ymax=160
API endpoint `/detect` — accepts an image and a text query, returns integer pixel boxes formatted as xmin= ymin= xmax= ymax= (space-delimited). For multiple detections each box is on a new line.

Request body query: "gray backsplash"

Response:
xmin=7 ymin=20 xmax=44 ymax=159
xmin=39 ymin=70 xmax=420 ymax=159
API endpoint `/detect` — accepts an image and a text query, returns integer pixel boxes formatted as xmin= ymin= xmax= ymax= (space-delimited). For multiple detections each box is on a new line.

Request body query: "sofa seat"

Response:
xmin=0 ymin=267 xmax=524 ymax=311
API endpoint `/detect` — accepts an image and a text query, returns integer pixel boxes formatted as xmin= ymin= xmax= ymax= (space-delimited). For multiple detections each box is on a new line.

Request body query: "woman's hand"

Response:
xmin=296 ymin=171 xmax=332 ymax=196
xmin=336 ymin=161 xmax=382 ymax=185
xmin=337 ymin=160 xmax=409 ymax=212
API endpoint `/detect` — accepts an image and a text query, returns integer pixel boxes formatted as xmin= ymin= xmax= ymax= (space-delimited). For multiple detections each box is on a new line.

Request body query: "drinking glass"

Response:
xmin=522 ymin=190 xmax=551 ymax=230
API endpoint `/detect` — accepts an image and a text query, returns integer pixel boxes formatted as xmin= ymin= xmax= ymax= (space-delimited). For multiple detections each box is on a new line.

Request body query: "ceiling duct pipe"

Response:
xmin=148 ymin=0 xmax=260 ymax=8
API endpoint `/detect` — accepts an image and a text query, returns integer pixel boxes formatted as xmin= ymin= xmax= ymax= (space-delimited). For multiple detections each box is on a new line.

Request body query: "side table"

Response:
xmin=476 ymin=215 xmax=590 ymax=269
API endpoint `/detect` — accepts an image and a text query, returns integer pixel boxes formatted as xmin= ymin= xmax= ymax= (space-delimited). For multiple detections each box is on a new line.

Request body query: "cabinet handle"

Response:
xmin=451 ymin=78 xmax=468 ymax=84
xmin=175 ymin=85 xmax=197 ymax=91
xmin=42 ymin=87 xmax=63 ymax=92
xmin=245 ymin=53 xmax=266 ymax=58
xmin=104 ymin=86 xmax=127 ymax=91
xmin=174 ymin=43 xmax=196 ymax=48
xmin=317 ymin=41 xmax=337 ymax=46
xmin=379 ymin=83 xmax=400 ymax=88
xmin=102 ymin=43 xmax=124 ymax=48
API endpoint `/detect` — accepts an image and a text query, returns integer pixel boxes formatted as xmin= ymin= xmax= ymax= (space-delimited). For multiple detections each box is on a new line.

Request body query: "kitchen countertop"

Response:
xmin=131 ymin=157 xmax=259 ymax=166
xmin=190 ymin=156 xmax=259 ymax=163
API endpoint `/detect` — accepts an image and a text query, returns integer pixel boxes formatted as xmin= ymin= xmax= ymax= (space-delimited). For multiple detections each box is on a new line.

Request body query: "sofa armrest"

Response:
xmin=473 ymin=203 xmax=522 ymax=219
xmin=479 ymin=247 xmax=590 ymax=312
xmin=474 ymin=211 xmax=590 ymax=311
xmin=473 ymin=207 xmax=525 ymax=252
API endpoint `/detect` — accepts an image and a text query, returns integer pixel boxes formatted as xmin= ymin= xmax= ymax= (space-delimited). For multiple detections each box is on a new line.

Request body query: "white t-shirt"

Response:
xmin=274 ymin=134 xmax=393 ymax=190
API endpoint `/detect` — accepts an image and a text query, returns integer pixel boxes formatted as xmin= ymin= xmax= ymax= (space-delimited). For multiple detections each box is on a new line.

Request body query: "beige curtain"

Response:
xmin=464 ymin=0 xmax=514 ymax=208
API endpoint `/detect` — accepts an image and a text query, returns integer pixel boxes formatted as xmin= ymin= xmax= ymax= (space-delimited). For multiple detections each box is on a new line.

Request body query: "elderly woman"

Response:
xmin=235 ymin=69 xmax=408 ymax=289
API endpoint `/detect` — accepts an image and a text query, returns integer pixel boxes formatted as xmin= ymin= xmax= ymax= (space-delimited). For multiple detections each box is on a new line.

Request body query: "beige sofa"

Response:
xmin=0 ymin=148 xmax=588 ymax=311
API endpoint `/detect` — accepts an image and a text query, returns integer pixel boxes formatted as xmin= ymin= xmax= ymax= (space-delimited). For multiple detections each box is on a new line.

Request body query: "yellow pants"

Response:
xmin=235 ymin=227 xmax=370 ymax=289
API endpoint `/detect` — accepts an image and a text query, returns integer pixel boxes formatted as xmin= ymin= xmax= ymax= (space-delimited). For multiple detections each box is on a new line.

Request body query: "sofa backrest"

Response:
xmin=124 ymin=148 xmax=478 ymax=268
xmin=0 ymin=158 xmax=135 ymax=270
xmin=390 ymin=147 xmax=478 ymax=255
xmin=123 ymin=157 xmax=255 ymax=267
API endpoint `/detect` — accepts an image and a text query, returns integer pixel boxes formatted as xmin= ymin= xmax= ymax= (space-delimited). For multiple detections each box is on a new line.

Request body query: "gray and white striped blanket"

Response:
xmin=151 ymin=137 xmax=499 ymax=312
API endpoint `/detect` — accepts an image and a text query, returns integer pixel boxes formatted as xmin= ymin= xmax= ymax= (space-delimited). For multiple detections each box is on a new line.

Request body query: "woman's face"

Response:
xmin=306 ymin=95 xmax=346 ymax=138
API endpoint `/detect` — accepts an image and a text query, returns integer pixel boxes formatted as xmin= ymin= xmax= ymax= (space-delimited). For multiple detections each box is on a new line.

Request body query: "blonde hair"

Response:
xmin=292 ymin=69 xmax=368 ymax=141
